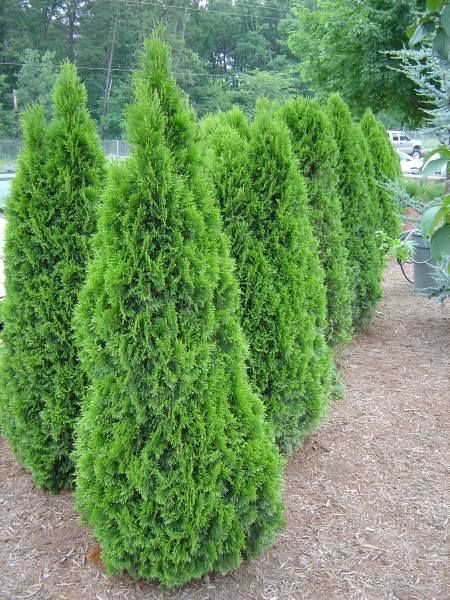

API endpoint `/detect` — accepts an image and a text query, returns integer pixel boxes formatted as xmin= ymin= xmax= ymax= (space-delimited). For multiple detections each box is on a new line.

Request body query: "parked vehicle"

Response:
xmin=388 ymin=130 xmax=423 ymax=158
xmin=397 ymin=150 xmax=423 ymax=175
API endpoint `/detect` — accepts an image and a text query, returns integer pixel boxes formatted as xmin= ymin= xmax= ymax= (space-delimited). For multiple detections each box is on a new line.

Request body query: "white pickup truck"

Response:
xmin=387 ymin=130 xmax=423 ymax=159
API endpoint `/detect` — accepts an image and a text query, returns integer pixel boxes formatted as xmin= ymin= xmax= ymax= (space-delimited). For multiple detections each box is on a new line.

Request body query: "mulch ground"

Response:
xmin=1 ymin=262 xmax=449 ymax=600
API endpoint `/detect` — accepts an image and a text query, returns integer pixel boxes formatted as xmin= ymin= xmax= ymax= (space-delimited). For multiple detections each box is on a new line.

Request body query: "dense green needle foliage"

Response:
xmin=203 ymin=104 xmax=332 ymax=454
xmin=360 ymin=109 xmax=402 ymax=240
xmin=281 ymin=97 xmax=353 ymax=346
xmin=326 ymin=94 xmax=383 ymax=330
xmin=74 ymin=34 xmax=283 ymax=587
xmin=0 ymin=63 xmax=104 ymax=492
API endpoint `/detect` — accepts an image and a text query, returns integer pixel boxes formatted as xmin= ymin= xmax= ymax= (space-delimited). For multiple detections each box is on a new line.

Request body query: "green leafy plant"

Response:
xmin=376 ymin=230 xmax=415 ymax=262
xmin=406 ymin=1 xmax=450 ymax=271
xmin=360 ymin=109 xmax=402 ymax=240
xmin=326 ymin=94 xmax=384 ymax=330
xmin=421 ymin=195 xmax=450 ymax=263
xmin=281 ymin=97 xmax=353 ymax=346
xmin=0 ymin=63 xmax=105 ymax=492
xmin=74 ymin=32 xmax=283 ymax=587
xmin=202 ymin=103 xmax=332 ymax=454
xmin=407 ymin=0 xmax=450 ymax=59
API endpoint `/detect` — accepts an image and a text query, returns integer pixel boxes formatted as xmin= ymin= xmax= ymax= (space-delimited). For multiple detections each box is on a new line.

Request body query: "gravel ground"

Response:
xmin=1 ymin=262 xmax=449 ymax=600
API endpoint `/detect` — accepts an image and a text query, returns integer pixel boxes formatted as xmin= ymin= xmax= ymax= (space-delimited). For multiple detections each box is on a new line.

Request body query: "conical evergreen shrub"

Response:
xmin=360 ymin=109 xmax=401 ymax=240
xmin=326 ymin=94 xmax=383 ymax=330
xmin=0 ymin=64 xmax=104 ymax=492
xmin=203 ymin=103 xmax=332 ymax=454
xmin=74 ymin=33 xmax=283 ymax=587
xmin=281 ymin=97 xmax=353 ymax=346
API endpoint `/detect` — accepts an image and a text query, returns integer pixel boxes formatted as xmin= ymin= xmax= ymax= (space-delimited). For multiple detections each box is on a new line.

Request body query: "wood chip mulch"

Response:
xmin=1 ymin=262 xmax=449 ymax=600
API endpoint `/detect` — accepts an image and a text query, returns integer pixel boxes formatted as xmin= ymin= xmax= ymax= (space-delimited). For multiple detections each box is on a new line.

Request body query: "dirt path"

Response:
xmin=1 ymin=263 xmax=449 ymax=600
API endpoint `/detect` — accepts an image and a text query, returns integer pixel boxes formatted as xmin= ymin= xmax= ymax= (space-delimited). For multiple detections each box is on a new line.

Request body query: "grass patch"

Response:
xmin=404 ymin=179 xmax=445 ymax=204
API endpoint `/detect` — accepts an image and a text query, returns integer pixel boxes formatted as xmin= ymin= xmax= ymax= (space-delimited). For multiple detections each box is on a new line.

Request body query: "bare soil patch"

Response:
xmin=1 ymin=263 xmax=449 ymax=600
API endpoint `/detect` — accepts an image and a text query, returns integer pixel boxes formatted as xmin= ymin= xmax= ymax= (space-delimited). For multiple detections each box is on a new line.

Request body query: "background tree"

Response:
xmin=0 ymin=1 xmax=303 ymax=133
xmin=326 ymin=94 xmax=384 ymax=330
xmin=0 ymin=63 xmax=104 ymax=491
xmin=288 ymin=0 xmax=425 ymax=124
xmin=16 ymin=49 xmax=58 ymax=119
xmin=360 ymin=109 xmax=402 ymax=240
xmin=203 ymin=104 xmax=332 ymax=453
xmin=74 ymin=33 xmax=283 ymax=587
xmin=281 ymin=97 xmax=353 ymax=346
xmin=0 ymin=74 xmax=15 ymax=136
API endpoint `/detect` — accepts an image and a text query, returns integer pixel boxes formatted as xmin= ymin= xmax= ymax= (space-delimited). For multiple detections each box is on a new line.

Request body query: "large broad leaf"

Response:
xmin=423 ymin=146 xmax=450 ymax=163
xmin=421 ymin=204 xmax=448 ymax=237
xmin=410 ymin=19 xmax=436 ymax=45
xmin=426 ymin=0 xmax=445 ymax=10
xmin=430 ymin=224 xmax=450 ymax=260
xmin=422 ymin=154 xmax=448 ymax=176
xmin=441 ymin=4 xmax=450 ymax=35
xmin=433 ymin=28 xmax=450 ymax=58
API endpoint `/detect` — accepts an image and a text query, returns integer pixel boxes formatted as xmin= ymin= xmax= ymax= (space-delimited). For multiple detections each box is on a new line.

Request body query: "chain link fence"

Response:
xmin=0 ymin=139 xmax=130 ymax=171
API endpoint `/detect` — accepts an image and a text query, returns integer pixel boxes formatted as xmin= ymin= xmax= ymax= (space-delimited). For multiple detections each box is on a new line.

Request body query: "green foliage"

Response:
xmin=0 ymin=63 xmax=105 ymax=492
xmin=404 ymin=178 xmax=446 ymax=203
xmin=0 ymin=1 xmax=300 ymax=131
xmin=288 ymin=0 xmax=424 ymax=123
xmin=360 ymin=109 xmax=402 ymax=240
xmin=16 ymin=49 xmax=58 ymax=119
xmin=0 ymin=74 xmax=15 ymax=137
xmin=408 ymin=0 xmax=450 ymax=58
xmin=74 ymin=33 xmax=283 ymax=587
xmin=281 ymin=97 xmax=353 ymax=346
xmin=326 ymin=94 xmax=384 ymax=330
xmin=231 ymin=66 xmax=306 ymax=118
xmin=202 ymin=104 xmax=332 ymax=454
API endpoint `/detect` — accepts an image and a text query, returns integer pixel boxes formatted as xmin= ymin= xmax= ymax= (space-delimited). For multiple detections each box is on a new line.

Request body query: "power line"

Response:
xmin=0 ymin=61 xmax=243 ymax=79
xmin=116 ymin=0 xmax=289 ymax=23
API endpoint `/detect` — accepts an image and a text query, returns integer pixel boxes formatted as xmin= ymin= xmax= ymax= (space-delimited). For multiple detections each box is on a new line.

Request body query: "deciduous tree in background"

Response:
xmin=73 ymin=33 xmax=283 ymax=587
xmin=0 ymin=62 xmax=104 ymax=491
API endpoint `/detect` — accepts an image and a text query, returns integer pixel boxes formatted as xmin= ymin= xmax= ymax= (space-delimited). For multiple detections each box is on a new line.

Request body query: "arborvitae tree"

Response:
xmin=360 ymin=109 xmax=402 ymax=240
xmin=281 ymin=97 xmax=353 ymax=346
xmin=73 ymin=33 xmax=283 ymax=587
xmin=202 ymin=103 xmax=332 ymax=454
xmin=326 ymin=94 xmax=383 ymax=330
xmin=0 ymin=64 xmax=104 ymax=492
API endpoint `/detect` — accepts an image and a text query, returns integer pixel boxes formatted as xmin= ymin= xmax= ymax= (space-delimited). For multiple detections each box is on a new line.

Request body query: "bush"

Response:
xmin=0 ymin=64 xmax=104 ymax=492
xmin=74 ymin=33 xmax=283 ymax=587
xmin=281 ymin=97 xmax=353 ymax=346
xmin=326 ymin=94 xmax=383 ymax=330
xmin=360 ymin=109 xmax=401 ymax=239
xmin=203 ymin=103 xmax=332 ymax=454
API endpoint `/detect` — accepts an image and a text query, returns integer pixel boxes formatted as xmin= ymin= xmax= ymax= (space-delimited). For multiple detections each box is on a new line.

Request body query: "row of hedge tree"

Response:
xmin=0 ymin=31 xmax=401 ymax=587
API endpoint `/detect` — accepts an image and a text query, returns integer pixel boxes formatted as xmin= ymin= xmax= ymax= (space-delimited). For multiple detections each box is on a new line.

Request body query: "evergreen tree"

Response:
xmin=326 ymin=94 xmax=383 ymax=330
xmin=203 ymin=103 xmax=332 ymax=454
xmin=74 ymin=33 xmax=283 ymax=587
xmin=0 ymin=63 xmax=104 ymax=492
xmin=281 ymin=97 xmax=353 ymax=346
xmin=360 ymin=108 xmax=402 ymax=240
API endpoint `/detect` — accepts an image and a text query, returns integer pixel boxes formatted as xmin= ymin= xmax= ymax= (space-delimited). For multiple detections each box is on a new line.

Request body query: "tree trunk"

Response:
xmin=67 ymin=0 xmax=77 ymax=62
xmin=181 ymin=2 xmax=190 ymax=42
xmin=101 ymin=10 xmax=119 ymax=139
